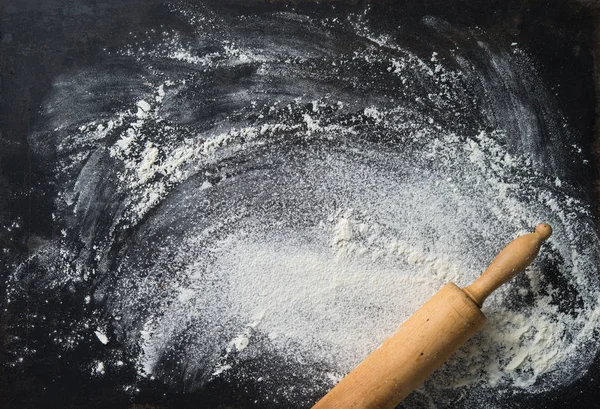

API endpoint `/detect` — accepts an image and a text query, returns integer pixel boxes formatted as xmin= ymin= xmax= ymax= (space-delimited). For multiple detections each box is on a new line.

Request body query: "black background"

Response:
xmin=1 ymin=0 xmax=599 ymax=408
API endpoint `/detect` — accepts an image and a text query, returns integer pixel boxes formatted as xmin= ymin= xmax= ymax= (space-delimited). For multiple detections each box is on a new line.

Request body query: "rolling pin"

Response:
xmin=312 ymin=223 xmax=552 ymax=409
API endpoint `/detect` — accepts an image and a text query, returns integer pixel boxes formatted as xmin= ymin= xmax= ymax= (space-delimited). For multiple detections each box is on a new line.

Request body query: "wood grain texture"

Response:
xmin=463 ymin=224 xmax=552 ymax=307
xmin=312 ymin=283 xmax=486 ymax=409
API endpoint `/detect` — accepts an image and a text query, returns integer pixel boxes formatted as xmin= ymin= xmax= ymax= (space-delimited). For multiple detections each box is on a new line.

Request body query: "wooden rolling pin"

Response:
xmin=312 ymin=223 xmax=552 ymax=409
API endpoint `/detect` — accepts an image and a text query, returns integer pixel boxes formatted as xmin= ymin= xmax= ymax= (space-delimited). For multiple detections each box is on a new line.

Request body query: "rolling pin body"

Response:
xmin=312 ymin=283 xmax=485 ymax=409
xmin=312 ymin=224 xmax=552 ymax=409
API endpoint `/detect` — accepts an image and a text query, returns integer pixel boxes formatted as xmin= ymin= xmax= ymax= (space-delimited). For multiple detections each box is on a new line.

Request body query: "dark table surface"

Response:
xmin=2 ymin=1 xmax=600 ymax=408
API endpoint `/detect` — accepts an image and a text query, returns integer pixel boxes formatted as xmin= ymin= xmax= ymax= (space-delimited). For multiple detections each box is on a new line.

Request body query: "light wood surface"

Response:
xmin=312 ymin=224 xmax=552 ymax=409
xmin=462 ymin=223 xmax=552 ymax=307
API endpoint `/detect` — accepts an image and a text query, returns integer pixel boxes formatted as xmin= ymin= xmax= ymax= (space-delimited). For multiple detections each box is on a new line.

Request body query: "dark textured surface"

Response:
xmin=1 ymin=1 xmax=600 ymax=408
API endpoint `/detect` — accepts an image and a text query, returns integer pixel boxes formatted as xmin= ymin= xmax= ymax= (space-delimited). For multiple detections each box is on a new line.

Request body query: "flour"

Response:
xmin=94 ymin=330 xmax=109 ymax=345
xmin=95 ymin=53 xmax=599 ymax=402
xmin=94 ymin=361 xmax=105 ymax=376
xmin=121 ymin=117 xmax=596 ymax=402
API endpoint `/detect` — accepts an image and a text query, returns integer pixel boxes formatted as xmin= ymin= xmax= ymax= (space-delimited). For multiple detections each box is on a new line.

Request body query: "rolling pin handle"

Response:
xmin=462 ymin=223 xmax=552 ymax=307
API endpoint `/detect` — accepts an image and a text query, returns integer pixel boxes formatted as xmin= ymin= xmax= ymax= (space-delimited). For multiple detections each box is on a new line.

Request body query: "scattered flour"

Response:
xmin=94 ymin=330 xmax=109 ymax=345
xmin=85 ymin=53 xmax=599 ymax=404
